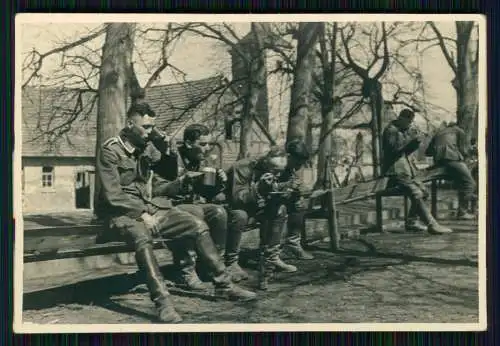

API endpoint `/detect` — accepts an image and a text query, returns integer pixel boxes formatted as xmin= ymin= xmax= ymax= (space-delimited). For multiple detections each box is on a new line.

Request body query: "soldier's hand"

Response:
xmin=278 ymin=178 xmax=301 ymax=192
xmin=141 ymin=213 xmax=159 ymax=236
xmin=290 ymin=177 xmax=302 ymax=191
xmin=257 ymin=173 xmax=275 ymax=196
xmin=294 ymin=196 xmax=306 ymax=210
xmin=217 ymin=169 xmax=228 ymax=183
xmin=256 ymin=196 xmax=267 ymax=209
xmin=212 ymin=192 xmax=227 ymax=203
xmin=180 ymin=172 xmax=203 ymax=192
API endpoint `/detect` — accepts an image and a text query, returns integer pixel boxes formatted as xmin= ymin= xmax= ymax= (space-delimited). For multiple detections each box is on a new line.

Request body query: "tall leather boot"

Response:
xmin=135 ymin=245 xmax=183 ymax=323
xmin=283 ymin=211 xmax=314 ymax=260
xmin=457 ymin=193 xmax=475 ymax=220
xmin=258 ymin=216 xmax=297 ymax=290
xmin=414 ymin=198 xmax=453 ymax=235
xmin=195 ymin=231 xmax=257 ymax=301
xmin=258 ymin=246 xmax=270 ymax=291
xmin=176 ymin=249 xmax=208 ymax=291
xmin=225 ymin=222 xmax=249 ymax=282
xmin=405 ymin=203 xmax=427 ymax=232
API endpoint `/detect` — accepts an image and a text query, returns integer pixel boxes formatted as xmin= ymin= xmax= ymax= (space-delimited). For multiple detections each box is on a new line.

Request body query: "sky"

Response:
xmin=20 ymin=20 xmax=464 ymax=136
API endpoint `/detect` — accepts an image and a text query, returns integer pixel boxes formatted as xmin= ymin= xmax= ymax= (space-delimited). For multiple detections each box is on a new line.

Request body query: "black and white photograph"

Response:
xmin=14 ymin=14 xmax=486 ymax=333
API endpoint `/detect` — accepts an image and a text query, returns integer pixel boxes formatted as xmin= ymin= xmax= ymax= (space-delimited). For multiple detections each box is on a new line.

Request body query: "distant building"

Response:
xmin=21 ymin=75 xmax=270 ymax=214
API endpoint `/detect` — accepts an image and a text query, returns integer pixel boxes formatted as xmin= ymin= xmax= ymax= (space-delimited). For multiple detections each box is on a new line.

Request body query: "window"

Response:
xmin=42 ymin=166 xmax=54 ymax=187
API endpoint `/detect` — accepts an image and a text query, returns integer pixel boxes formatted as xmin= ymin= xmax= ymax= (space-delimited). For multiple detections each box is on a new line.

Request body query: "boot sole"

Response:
xmin=428 ymin=230 xmax=453 ymax=235
xmin=282 ymin=248 xmax=315 ymax=260
xmin=275 ymin=267 xmax=298 ymax=273
xmin=214 ymin=293 xmax=258 ymax=302
xmin=158 ymin=316 xmax=183 ymax=324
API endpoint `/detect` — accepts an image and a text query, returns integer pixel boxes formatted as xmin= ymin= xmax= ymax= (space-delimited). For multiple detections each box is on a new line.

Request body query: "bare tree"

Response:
xmin=314 ymin=22 xmax=338 ymax=187
xmin=431 ymin=21 xmax=478 ymax=145
xmin=395 ymin=21 xmax=479 ymax=146
xmin=181 ymin=22 xmax=290 ymax=158
xmin=286 ymin=22 xmax=322 ymax=144
xmin=336 ymin=22 xmax=391 ymax=178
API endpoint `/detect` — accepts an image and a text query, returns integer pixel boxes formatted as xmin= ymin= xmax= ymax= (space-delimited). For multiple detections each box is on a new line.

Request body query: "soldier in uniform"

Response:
xmin=277 ymin=139 xmax=315 ymax=261
xmin=94 ymin=103 xmax=257 ymax=324
xmin=226 ymin=140 xmax=312 ymax=290
xmin=381 ymin=109 xmax=453 ymax=234
xmin=152 ymin=124 xmax=250 ymax=283
xmin=425 ymin=122 xmax=477 ymax=219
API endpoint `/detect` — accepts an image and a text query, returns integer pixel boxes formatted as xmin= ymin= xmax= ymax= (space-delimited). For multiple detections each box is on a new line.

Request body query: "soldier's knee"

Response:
xmin=231 ymin=209 xmax=249 ymax=225
xmin=191 ymin=216 xmax=210 ymax=235
xmin=412 ymin=189 xmax=426 ymax=200
xmin=211 ymin=205 xmax=228 ymax=223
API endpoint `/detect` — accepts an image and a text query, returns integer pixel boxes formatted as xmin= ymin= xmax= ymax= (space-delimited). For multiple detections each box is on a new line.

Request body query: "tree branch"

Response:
xmin=428 ymin=21 xmax=457 ymax=73
xmin=22 ymin=25 xmax=107 ymax=88
xmin=339 ymin=25 xmax=369 ymax=79
xmin=373 ymin=22 xmax=390 ymax=80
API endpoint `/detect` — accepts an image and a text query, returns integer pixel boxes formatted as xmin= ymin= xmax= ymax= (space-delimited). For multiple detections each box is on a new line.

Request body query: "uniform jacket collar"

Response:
xmin=118 ymin=131 xmax=137 ymax=156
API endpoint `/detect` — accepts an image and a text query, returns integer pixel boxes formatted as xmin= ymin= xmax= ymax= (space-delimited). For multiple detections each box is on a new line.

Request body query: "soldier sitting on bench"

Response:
xmin=94 ymin=103 xmax=257 ymax=324
xmin=150 ymin=124 xmax=249 ymax=284
xmin=226 ymin=140 xmax=313 ymax=290
xmin=381 ymin=108 xmax=453 ymax=234
xmin=425 ymin=122 xmax=477 ymax=220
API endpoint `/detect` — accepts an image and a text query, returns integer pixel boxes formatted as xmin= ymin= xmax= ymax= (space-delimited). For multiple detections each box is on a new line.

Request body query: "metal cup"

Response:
xmin=201 ymin=167 xmax=217 ymax=187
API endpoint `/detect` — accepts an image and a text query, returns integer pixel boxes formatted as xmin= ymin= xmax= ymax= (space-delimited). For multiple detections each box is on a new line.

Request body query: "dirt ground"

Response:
xmin=22 ymin=222 xmax=479 ymax=324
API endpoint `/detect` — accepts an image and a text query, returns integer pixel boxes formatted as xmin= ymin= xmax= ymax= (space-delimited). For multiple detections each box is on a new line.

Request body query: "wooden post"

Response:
xmin=431 ymin=180 xmax=438 ymax=218
xmin=403 ymin=196 xmax=409 ymax=225
xmin=376 ymin=194 xmax=383 ymax=233
xmin=324 ymin=158 xmax=340 ymax=251
xmin=89 ymin=170 xmax=95 ymax=210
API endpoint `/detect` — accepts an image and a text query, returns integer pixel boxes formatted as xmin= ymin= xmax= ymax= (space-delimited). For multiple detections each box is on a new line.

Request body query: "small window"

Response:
xmin=42 ymin=166 xmax=54 ymax=187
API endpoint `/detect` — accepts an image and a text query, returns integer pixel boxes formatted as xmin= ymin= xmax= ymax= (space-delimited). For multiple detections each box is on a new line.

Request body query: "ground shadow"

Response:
xmin=306 ymin=238 xmax=477 ymax=268
xmin=24 ymin=213 xmax=94 ymax=228
xmin=23 ymin=233 xmax=477 ymax=322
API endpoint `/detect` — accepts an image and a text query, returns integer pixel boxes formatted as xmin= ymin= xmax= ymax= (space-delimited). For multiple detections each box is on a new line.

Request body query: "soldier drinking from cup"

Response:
xmin=94 ymin=103 xmax=257 ymax=323
xmin=381 ymin=108 xmax=453 ymax=234
xmin=152 ymin=124 xmax=250 ymax=283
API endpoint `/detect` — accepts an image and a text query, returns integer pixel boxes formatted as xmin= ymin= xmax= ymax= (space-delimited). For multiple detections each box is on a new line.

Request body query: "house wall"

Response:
xmin=22 ymin=157 xmax=94 ymax=214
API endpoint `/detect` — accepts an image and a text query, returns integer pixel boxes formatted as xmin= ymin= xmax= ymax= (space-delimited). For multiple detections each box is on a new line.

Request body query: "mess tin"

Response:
xmin=201 ymin=166 xmax=217 ymax=187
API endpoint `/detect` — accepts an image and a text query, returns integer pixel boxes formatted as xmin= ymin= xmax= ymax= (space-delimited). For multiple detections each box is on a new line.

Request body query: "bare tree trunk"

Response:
xmin=455 ymin=21 xmax=478 ymax=146
xmin=370 ymin=82 xmax=383 ymax=178
xmin=316 ymin=23 xmax=337 ymax=188
xmin=238 ymin=23 xmax=267 ymax=159
xmin=94 ymin=23 xmax=136 ymax=211
xmin=287 ymin=22 xmax=321 ymax=143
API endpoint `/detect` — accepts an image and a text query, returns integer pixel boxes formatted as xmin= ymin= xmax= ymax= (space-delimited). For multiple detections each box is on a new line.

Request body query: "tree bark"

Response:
xmin=370 ymin=81 xmax=383 ymax=178
xmin=455 ymin=21 xmax=478 ymax=146
xmin=287 ymin=22 xmax=321 ymax=144
xmin=94 ymin=23 xmax=136 ymax=210
xmin=237 ymin=23 xmax=267 ymax=159
xmin=316 ymin=23 xmax=337 ymax=188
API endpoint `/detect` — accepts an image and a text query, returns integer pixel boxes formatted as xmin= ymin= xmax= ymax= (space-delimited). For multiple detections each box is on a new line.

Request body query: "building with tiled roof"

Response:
xmin=21 ymin=75 xmax=271 ymax=213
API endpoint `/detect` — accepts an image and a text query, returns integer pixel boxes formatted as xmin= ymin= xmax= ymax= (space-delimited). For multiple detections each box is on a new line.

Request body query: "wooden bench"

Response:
xmin=374 ymin=165 xmax=463 ymax=232
xmin=24 ymin=164 xmax=466 ymax=265
xmin=23 ymin=177 xmax=392 ymax=266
